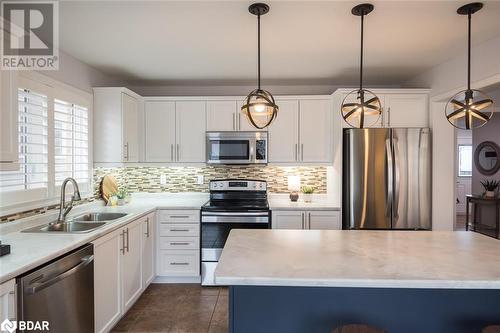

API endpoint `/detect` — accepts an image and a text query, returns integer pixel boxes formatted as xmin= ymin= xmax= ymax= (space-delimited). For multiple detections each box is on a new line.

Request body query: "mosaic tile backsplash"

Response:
xmin=93 ymin=166 xmax=327 ymax=195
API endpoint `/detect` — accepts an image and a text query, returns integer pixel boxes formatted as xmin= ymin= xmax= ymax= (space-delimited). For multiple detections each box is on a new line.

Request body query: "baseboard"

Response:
xmin=153 ymin=276 xmax=201 ymax=284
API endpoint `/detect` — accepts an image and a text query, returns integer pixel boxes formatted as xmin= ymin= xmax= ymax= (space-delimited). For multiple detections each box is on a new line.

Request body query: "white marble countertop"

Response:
xmin=268 ymin=194 xmax=340 ymax=210
xmin=215 ymin=229 xmax=500 ymax=289
xmin=0 ymin=193 xmax=208 ymax=284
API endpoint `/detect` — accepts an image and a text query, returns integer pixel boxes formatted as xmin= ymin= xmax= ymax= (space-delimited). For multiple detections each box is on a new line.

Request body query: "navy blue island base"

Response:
xmin=228 ymin=285 xmax=500 ymax=333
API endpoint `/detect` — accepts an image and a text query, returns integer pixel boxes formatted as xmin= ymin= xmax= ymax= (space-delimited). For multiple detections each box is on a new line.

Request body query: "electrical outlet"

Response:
xmin=196 ymin=175 xmax=204 ymax=185
xmin=160 ymin=174 xmax=167 ymax=185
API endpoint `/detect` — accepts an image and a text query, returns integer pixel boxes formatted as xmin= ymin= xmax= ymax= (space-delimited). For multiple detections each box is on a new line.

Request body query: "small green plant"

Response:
xmin=301 ymin=185 xmax=315 ymax=194
xmin=114 ymin=187 xmax=129 ymax=200
xmin=480 ymin=180 xmax=500 ymax=192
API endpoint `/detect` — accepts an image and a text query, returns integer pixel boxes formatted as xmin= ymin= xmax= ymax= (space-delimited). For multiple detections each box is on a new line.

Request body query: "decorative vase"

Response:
xmin=289 ymin=192 xmax=299 ymax=202
xmin=485 ymin=190 xmax=496 ymax=198
xmin=303 ymin=194 xmax=313 ymax=203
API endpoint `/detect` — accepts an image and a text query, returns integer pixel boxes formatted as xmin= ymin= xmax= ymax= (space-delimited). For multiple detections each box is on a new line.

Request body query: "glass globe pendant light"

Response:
xmin=445 ymin=2 xmax=494 ymax=130
xmin=341 ymin=4 xmax=381 ymax=129
xmin=241 ymin=3 xmax=278 ymax=130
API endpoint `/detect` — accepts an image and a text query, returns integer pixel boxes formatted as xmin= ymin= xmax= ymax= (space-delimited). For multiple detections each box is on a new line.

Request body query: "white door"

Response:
xmin=384 ymin=94 xmax=428 ymax=128
xmin=93 ymin=230 xmax=122 ymax=333
xmin=237 ymin=100 xmax=267 ymax=132
xmin=272 ymin=210 xmax=305 ymax=229
xmin=142 ymin=214 xmax=155 ymax=287
xmin=268 ymin=100 xmax=299 ymax=163
xmin=0 ymin=71 xmax=18 ymax=166
xmin=122 ymin=219 xmax=143 ymax=312
xmin=206 ymin=101 xmax=237 ymax=131
xmin=122 ymin=93 xmax=139 ymax=162
xmin=144 ymin=101 xmax=176 ymax=162
xmin=307 ymin=211 xmax=341 ymax=230
xmin=175 ymin=101 xmax=206 ymax=162
xmin=299 ymin=99 xmax=332 ymax=163
xmin=456 ymin=178 xmax=472 ymax=214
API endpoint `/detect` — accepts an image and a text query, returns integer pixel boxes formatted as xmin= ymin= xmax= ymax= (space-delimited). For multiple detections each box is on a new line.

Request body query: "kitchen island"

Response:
xmin=215 ymin=230 xmax=500 ymax=333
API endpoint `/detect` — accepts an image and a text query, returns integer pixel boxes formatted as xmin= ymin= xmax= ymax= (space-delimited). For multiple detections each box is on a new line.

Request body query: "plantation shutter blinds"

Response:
xmin=0 ymin=88 xmax=49 ymax=196
xmin=54 ymin=99 xmax=89 ymax=191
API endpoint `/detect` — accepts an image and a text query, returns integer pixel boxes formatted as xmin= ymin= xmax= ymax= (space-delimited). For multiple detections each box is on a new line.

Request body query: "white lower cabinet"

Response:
xmin=94 ymin=213 xmax=155 ymax=333
xmin=272 ymin=210 xmax=341 ymax=230
xmin=142 ymin=213 xmax=156 ymax=288
xmin=0 ymin=279 xmax=16 ymax=325
xmin=156 ymin=210 xmax=200 ymax=277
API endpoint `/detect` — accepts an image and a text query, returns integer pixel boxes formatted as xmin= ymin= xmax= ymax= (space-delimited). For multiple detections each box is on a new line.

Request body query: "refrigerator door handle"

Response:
xmin=393 ymin=138 xmax=400 ymax=221
xmin=385 ymin=138 xmax=394 ymax=219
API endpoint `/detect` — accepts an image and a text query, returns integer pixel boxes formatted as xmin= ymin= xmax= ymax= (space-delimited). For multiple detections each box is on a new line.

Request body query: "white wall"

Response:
xmin=405 ymin=36 xmax=500 ymax=230
xmin=38 ymin=50 xmax=125 ymax=93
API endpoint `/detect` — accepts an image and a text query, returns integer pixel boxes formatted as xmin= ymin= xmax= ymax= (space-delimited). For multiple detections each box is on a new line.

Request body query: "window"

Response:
xmin=0 ymin=89 xmax=48 ymax=193
xmin=458 ymin=144 xmax=472 ymax=177
xmin=54 ymin=99 xmax=89 ymax=187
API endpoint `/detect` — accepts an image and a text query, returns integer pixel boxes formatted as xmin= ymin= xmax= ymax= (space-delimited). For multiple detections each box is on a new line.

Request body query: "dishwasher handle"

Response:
xmin=27 ymin=255 xmax=94 ymax=295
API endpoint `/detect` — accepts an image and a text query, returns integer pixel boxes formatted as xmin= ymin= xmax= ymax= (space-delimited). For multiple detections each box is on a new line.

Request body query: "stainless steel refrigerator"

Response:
xmin=342 ymin=128 xmax=431 ymax=230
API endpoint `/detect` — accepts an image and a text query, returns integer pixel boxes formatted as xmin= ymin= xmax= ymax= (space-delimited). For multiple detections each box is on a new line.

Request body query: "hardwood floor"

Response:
xmin=112 ymin=284 xmax=228 ymax=333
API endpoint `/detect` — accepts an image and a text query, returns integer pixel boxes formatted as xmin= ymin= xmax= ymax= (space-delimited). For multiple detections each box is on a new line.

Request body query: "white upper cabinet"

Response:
xmin=145 ymin=101 xmax=176 ymax=162
xmin=176 ymin=101 xmax=206 ymax=162
xmin=122 ymin=93 xmax=140 ymax=162
xmin=384 ymin=93 xmax=428 ymax=128
xmin=0 ymin=71 xmax=19 ymax=169
xmin=237 ymin=100 xmax=267 ymax=132
xmin=268 ymin=100 xmax=299 ymax=163
xmin=207 ymin=101 xmax=237 ymax=131
xmin=93 ymin=87 xmax=142 ymax=163
xmin=299 ymin=99 xmax=333 ymax=163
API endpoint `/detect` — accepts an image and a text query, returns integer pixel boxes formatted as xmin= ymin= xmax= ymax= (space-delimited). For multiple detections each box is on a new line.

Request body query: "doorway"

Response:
xmin=455 ymin=130 xmax=472 ymax=230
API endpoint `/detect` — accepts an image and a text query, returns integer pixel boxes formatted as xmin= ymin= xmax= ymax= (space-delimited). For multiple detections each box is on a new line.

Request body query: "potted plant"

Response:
xmin=115 ymin=188 xmax=130 ymax=206
xmin=480 ymin=180 xmax=499 ymax=198
xmin=301 ymin=185 xmax=315 ymax=203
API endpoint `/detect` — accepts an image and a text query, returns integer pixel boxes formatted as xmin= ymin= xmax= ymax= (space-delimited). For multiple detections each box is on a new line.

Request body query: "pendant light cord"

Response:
xmin=467 ymin=11 xmax=471 ymax=91
xmin=359 ymin=12 xmax=364 ymax=91
xmin=257 ymin=13 xmax=261 ymax=91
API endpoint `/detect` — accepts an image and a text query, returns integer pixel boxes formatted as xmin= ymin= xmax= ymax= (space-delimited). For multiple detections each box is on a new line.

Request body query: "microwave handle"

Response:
xmin=250 ymin=145 xmax=254 ymax=161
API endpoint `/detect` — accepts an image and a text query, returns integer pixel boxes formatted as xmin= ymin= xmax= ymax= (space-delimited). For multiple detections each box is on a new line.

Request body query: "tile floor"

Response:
xmin=112 ymin=284 xmax=228 ymax=333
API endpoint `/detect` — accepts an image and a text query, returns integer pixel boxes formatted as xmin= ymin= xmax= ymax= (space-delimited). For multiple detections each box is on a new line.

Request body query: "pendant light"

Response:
xmin=341 ymin=4 xmax=381 ymax=129
xmin=241 ymin=3 xmax=278 ymax=130
xmin=445 ymin=2 xmax=494 ymax=130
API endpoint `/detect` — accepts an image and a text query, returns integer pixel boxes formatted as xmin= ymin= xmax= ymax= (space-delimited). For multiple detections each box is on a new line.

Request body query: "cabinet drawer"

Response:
xmin=158 ymin=210 xmax=199 ymax=223
xmin=159 ymin=223 xmax=199 ymax=237
xmin=159 ymin=236 xmax=199 ymax=250
xmin=157 ymin=250 xmax=200 ymax=276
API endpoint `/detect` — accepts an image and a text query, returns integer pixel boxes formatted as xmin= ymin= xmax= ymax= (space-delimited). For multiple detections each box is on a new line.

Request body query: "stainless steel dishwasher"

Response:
xmin=17 ymin=244 xmax=94 ymax=333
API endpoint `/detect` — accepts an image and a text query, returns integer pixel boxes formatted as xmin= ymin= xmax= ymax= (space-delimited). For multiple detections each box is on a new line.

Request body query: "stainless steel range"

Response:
xmin=201 ymin=179 xmax=271 ymax=285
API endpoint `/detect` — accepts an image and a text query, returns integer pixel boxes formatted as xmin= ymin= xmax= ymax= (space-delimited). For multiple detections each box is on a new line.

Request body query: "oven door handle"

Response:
xmin=201 ymin=212 xmax=270 ymax=217
xmin=202 ymin=219 xmax=269 ymax=224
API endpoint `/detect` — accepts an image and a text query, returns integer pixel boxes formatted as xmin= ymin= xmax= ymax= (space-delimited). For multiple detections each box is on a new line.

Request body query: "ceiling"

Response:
xmin=59 ymin=1 xmax=500 ymax=87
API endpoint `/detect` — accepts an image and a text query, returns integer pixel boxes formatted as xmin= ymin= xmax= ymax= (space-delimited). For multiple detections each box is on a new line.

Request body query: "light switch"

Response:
xmin=197 ymin=175 xmax=204 ymax=185
xmin=160 ymin=174 xmax=167 ymax=185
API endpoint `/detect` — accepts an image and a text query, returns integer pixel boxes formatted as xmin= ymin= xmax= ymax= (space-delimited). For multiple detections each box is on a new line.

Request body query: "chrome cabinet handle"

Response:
xmin=169 ymin=215 xmax=190 ymax=219
xmin=232 ymin=113 xmax=235 ymax=131
xmin=125 ymin=228 xmax=130 ymax=253
xmin=237 ymin=113 xmax=241 ymax=130
xmin=176 ymin=143 xmax=180 ymax=161
xmin=301 ymin=212 xmax=305 ymax=229
xmin=124 ymin=142 xmax=129 ymax=160
xmin=387 ymin=107 xmax=391 ymax=127
xmin=145 ymin=217 xmax=150 ymax=237
xmin=295 ymin=144 xmax=298 ymax=161
xmin=170 ymin=229 xmax=189 ymax=232
xmin=170 ymin=144 xmax=174 ymax=161
xmin=170 ymin=262 xmax=189 ymax=266
xmin=308 ymin=212 xmax=311 ymax=230
xmin=170 ymin=242 xmax=190 ymax=246
xmin=120 ymin=230 xmax=125 ymax=254
xmin=301 ymin=144 xmax=304 ymax=161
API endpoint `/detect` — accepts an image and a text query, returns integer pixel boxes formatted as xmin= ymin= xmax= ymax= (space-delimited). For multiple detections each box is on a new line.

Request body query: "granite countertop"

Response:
xmin=0 ymin=193 xmax=208 ymax=284
xmin=215 ymin=229 xmax=500 ymax=289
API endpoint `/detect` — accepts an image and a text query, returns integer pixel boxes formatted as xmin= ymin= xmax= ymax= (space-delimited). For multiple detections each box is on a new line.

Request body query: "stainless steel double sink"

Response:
xmin=22 ymin=212 xmax=128 ymax=233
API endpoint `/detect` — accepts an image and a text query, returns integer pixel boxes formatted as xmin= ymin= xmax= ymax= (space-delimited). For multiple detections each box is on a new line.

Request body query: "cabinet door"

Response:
xmin=144 ymin=101 xmax=176 ymax=162
xmin=175 ymin=101 xmax=206 ymax=162
xmin=122 ymin=219 xmax=143 ymax=312
xmin=307 ymin=211 xmax=341 ymax=230
xmin=237 ymin=100 xmax=267 ymax=132
xmin=0 ymin=71 xmax=19 ymax=166
xmin=299 ymin=99 xmax=332 ymax=163
xmin=207 ymin=101 xmax=237 ymax=131
xmin=272 ymin=210 xmax=305 ymax=229
xmin=93 ymin=230 xmax=122 ymax=333
xmin=384 ymin=94 xmax=428 ymax=128
xmin=142 ymin=214 xmax=155 ymax=288
xmin=268 ymin=100 xmax=299 ymax=163
xmin=122 ymin=93 xmax=139 ymax=162
xmin=0 ymin=279 xmax=16 ymax=325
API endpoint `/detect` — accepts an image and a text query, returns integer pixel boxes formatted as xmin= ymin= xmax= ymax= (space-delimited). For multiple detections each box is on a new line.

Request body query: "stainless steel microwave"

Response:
xmin=206 ymin=132 xmax=268 ymax=165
